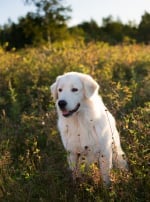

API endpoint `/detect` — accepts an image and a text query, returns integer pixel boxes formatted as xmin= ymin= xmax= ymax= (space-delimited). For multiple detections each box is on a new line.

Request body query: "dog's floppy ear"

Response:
xmin=81 ymin=74 xmax=99 ymax=98
xmin=50 ymin=76 xmax=61 ymax=100
xmin=50 ymin=82 xmax=57 ymax=100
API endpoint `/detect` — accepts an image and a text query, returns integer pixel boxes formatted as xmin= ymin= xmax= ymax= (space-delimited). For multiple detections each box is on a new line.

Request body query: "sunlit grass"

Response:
xmin=0 ymin=42 xmax=149 ymax=201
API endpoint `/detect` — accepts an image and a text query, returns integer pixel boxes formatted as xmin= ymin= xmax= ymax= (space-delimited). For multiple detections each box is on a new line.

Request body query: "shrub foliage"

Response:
xmin=0 ymin=42 xmax=150 ymax=201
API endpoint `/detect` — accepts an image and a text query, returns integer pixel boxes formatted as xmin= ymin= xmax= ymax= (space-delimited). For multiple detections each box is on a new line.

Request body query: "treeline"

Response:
xmin=0 ymin=0 xmax=150 ymax=50
xmin=76 ymin=13 xmax=150 ymax=45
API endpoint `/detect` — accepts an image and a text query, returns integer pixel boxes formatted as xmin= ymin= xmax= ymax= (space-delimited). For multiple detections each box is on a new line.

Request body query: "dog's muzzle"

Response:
xmin=58 ymin=100 xmax=80 ymax=117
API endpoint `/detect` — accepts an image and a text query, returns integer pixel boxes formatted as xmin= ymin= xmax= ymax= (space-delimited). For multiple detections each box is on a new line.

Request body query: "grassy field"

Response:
xmin=0 ymin=41 xmax=150 ymax=201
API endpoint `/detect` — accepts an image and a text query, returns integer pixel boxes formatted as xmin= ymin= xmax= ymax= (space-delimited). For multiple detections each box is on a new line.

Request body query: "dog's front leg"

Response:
xmin=67 ymin=152 xmax=81 ymax=180
xmin=99 ymin=152 xmax=112 ymax=185
xmin=67 ymin=151 xmax=76 ymax=169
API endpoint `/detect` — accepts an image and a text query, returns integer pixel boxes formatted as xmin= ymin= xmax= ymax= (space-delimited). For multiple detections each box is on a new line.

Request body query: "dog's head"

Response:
xmin=50 ymin=72 xmax=99 ymax=117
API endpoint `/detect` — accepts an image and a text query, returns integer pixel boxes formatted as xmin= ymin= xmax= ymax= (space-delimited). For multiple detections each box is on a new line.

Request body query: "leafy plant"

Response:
xmin=0 ymin=42 xmax=149 ymax=201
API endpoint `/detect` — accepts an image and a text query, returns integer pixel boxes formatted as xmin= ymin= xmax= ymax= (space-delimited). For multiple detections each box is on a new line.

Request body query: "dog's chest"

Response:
xmin=60 ymin=117 xmax=100 ymax=153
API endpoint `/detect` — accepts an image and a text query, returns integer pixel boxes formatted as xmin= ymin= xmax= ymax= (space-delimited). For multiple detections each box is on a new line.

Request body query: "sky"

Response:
xmin=0 ymin=0 xmax=150 ymax=26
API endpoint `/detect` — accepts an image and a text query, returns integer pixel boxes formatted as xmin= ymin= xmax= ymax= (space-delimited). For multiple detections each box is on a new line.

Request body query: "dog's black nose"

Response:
xmin=58 ymin=100 xmax=67 ymax=109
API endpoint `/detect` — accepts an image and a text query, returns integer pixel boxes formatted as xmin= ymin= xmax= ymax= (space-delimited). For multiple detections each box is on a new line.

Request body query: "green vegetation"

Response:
xmin=0 ymin=41 xmax=149 ymax=201
xmin=0 ymin=0 xmax=150 ymax=49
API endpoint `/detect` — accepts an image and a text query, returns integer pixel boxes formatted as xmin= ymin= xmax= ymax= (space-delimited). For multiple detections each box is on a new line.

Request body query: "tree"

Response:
xmin=138 ymin=12 xmax=150 ymax=44
xmin=77 ymin=19 xmax=101 ymax=42
xmin=101 ymin=16 xmax=124 ymax=44
xmin=19 ymin=13 xmax=45 ymax=45
xmin=0 ymin=1 xmax=71 ymax=49
xmin=0 ymin=21 xmax=28 ymax=49
xmin=24 ymin=0 xmax=71 ymax=44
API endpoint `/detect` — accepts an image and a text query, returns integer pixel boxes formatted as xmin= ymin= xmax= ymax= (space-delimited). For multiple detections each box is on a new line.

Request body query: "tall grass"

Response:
xmin=0 ymin=42 xmax=149 ymax=201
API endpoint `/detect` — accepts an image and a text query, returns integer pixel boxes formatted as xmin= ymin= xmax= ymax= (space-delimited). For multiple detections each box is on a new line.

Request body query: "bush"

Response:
xmin=0 ymin=42 xmax=149 ymax=201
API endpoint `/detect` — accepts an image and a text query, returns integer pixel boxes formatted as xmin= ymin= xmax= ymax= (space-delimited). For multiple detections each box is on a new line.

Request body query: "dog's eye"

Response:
xmin=72 ymin=88 xmax=78 ymax=92
xmin=58 ymin=88 xmax=62 ymax=92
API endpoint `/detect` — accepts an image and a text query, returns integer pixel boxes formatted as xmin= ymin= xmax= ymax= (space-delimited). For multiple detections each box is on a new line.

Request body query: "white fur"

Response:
xmin=51 ymin=72 xmax=127 ymax=185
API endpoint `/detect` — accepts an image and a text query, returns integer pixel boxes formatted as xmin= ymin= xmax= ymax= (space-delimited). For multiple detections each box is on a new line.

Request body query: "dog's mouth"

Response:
xmin=61 ymin=103 xmax=80 ymax=117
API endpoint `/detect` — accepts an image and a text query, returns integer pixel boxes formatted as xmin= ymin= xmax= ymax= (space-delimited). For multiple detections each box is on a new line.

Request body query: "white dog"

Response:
xmin=51 ymin=72 xmax=128 ymax=185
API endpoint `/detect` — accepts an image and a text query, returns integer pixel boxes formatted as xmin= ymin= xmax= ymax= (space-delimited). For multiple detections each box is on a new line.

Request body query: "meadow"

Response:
xmin=0 ymin=41 xmax=150 ymax=201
